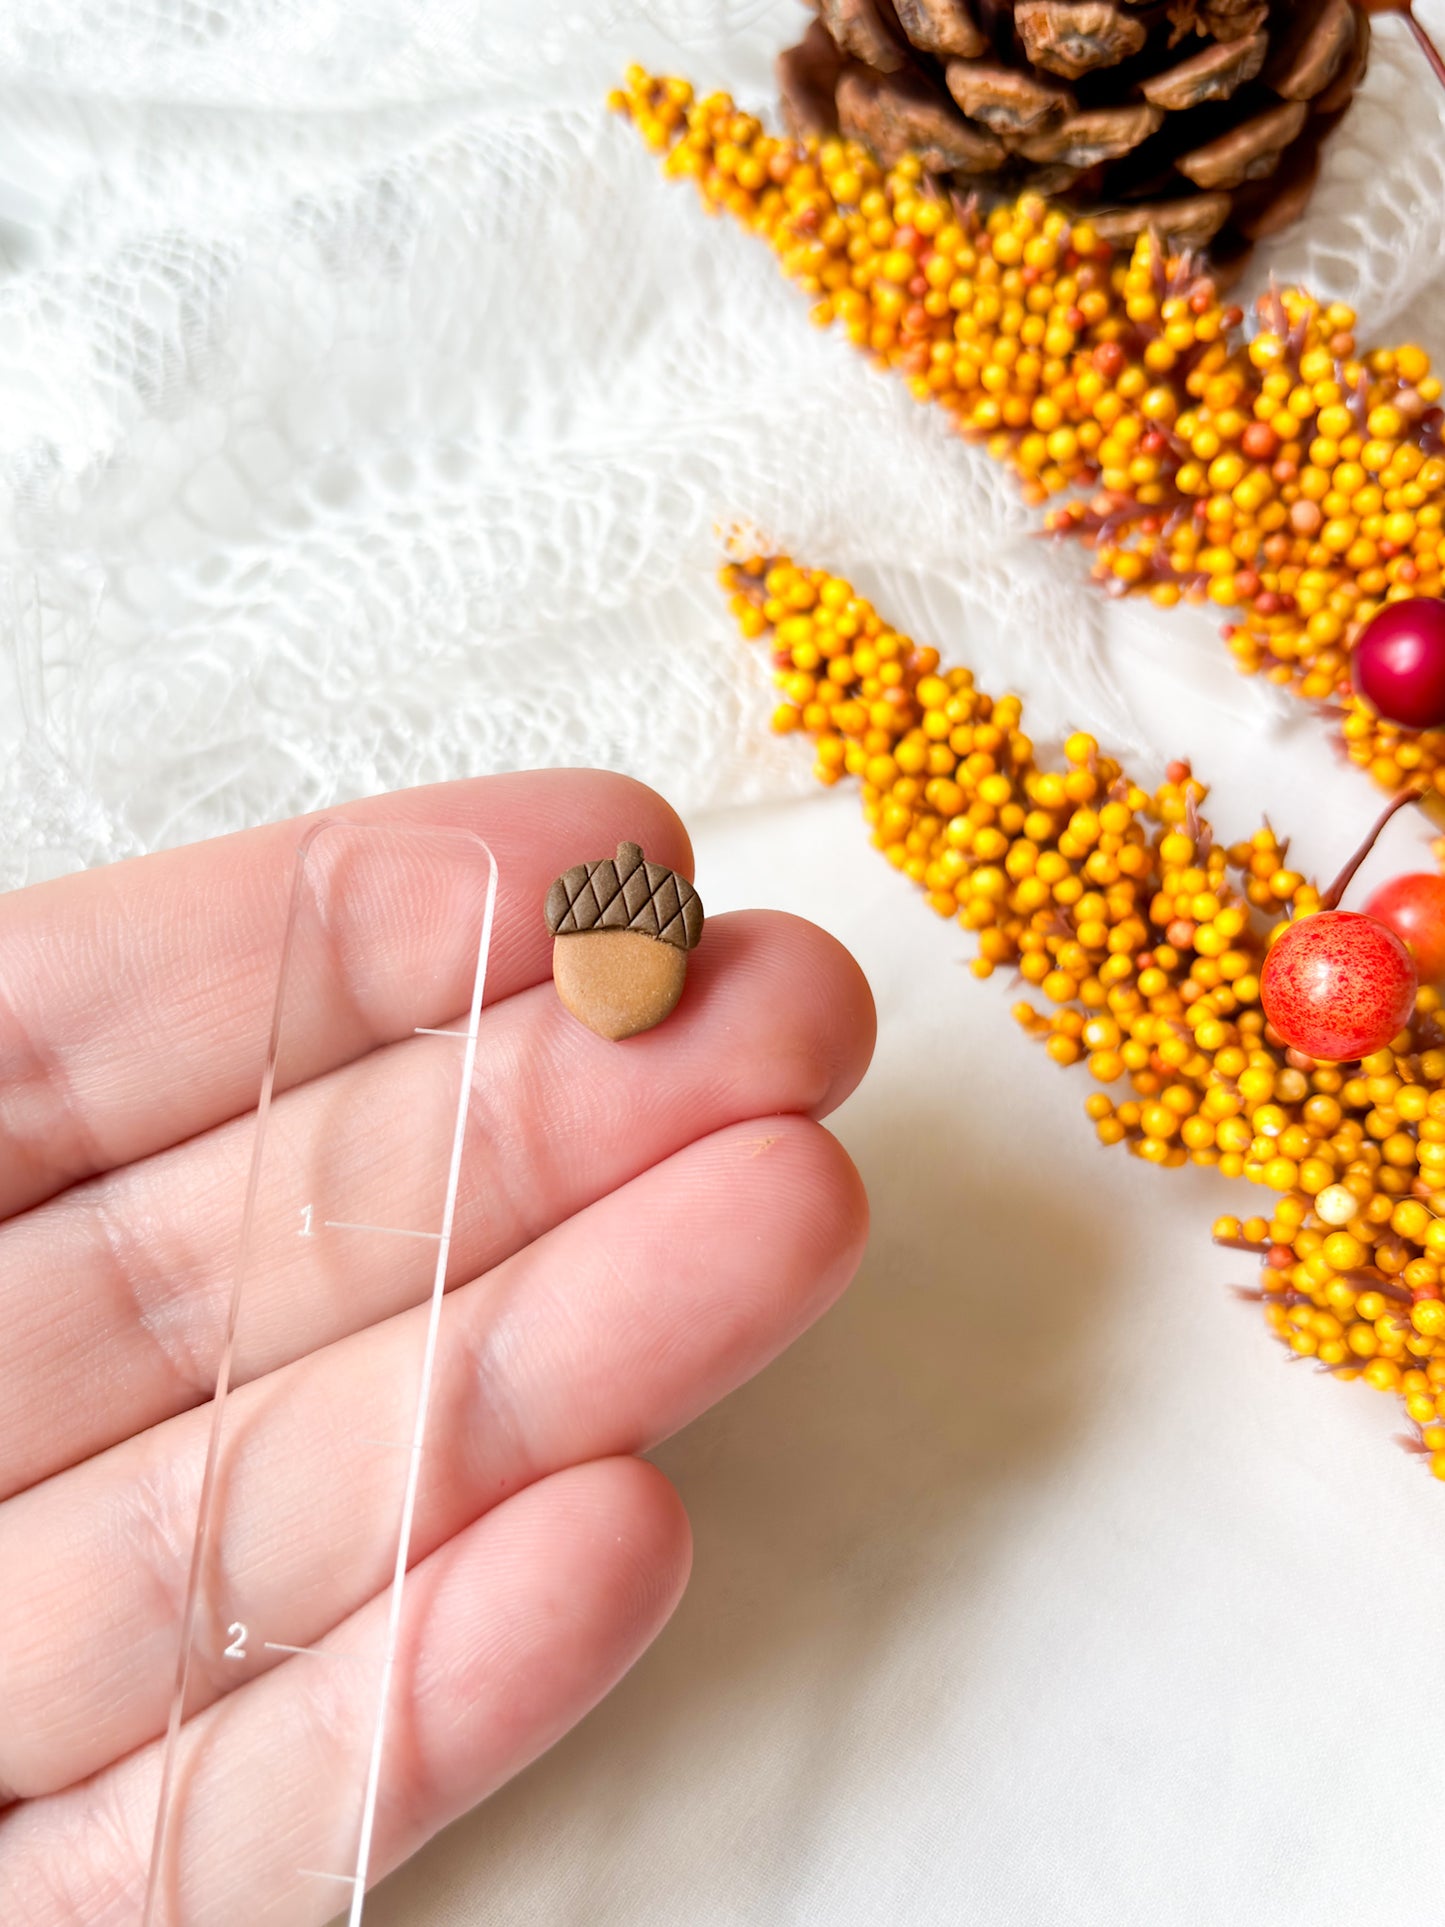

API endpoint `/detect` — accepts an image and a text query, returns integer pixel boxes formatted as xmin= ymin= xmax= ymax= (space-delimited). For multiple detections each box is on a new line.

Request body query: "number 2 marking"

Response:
xmin=224 ymin=1622 xmax=247 ymax=1660
xmin=298 ymin=1204 xmax=314 ymax=1237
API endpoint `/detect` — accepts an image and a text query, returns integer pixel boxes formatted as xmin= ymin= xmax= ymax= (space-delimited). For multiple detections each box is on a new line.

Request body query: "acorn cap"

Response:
xmin=545 ymin=842 xmax=704 ymax=950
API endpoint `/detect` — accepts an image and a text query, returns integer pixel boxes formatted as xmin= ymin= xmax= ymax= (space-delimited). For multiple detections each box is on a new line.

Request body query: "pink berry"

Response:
xmin=1351 ymin=597 xmax=1445 ymax=729
xmin=1260 ymin=911 xmax=1417 ymax=1062
xmin=1361 ymin=872 xmax=1445 ymax=984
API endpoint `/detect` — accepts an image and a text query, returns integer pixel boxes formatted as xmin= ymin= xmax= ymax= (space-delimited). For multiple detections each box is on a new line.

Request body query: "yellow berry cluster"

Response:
xmin=613 ymin=68 xmax=1445 ymax=812
xmin=726 ymin=551 xmax=1445 ymax=1472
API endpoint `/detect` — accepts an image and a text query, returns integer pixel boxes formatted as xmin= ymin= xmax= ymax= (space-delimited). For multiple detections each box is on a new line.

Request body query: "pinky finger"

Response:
xmin=0 ymin=1457 xmax=692 ymax=1927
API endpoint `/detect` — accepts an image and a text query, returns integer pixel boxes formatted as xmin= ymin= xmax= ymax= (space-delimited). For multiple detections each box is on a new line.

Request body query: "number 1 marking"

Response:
xmin=224 ymin=1622 xmax=247 ymax=1660
xmin=298 ymin=1204 xmax=314 ymax=1237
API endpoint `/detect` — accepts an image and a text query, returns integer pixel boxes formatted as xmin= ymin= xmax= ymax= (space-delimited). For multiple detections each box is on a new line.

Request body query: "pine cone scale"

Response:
xmin=1140 ymin=32 xmax=1266 ymax=110
xmin=840 ymin=64 xmax=1007 ymax=169
xmin=1015 ymin=1 xmax=1148 ymax=78
xmin=894 ymin=0 xmax=989 ymax=58
xmin=1270 ymin=0 xmax=1355 ymax=99
xmin=945 ymin=59 xmax=1072 ymax=133
xmin=1177 ymin=98 xmax=1308 ymax=188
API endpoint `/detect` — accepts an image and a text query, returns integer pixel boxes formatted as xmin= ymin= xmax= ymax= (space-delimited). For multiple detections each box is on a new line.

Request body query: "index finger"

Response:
xmin=0 ymin=770 xmax=693 ymax=1219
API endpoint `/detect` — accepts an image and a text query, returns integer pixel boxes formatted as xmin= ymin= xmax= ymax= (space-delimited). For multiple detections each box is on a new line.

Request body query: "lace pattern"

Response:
xmin=2 ymin=0 xmax=1444 ymax=886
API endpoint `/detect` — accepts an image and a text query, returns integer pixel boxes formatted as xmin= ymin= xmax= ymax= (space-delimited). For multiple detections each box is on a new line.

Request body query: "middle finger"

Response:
xmin=0 ymin=1113 xmax=867 ymax=1799
xmin=0 ymin=909 xmax=871 ymax=1498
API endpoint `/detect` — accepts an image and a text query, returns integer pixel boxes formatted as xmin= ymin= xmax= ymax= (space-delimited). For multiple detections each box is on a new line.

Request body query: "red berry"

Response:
xmin=1093 ymin=341 xmax=1124 ymax=379
xmin=1351 ymin=596 xmax=1445 ymax=729
xmin=1361 ymin=872 xmax=1445 ymax=984
xmin=1260 ymin=911 xmax=1417 ymax=1062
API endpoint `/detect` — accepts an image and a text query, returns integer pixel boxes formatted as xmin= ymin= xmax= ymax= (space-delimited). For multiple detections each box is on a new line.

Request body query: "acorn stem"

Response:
xmin=1320 ymin=785 xmax=1425 ymax=910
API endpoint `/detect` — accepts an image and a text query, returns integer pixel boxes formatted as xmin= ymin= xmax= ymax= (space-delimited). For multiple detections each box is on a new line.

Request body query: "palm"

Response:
xmin=0 ymin=770 xmax=872 ymax=1923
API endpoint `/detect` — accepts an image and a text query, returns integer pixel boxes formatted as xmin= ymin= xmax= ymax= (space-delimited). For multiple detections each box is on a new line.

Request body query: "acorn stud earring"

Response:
xmin=545 ymin=841 xmax=704 ymax=1039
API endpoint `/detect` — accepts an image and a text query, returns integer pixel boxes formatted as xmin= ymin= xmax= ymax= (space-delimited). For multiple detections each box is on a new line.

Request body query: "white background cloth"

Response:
xmin=371 ymin=649 xmax=1445 ymax=1927
xmin=4 ymin=2 xmax=1445 ymax=1921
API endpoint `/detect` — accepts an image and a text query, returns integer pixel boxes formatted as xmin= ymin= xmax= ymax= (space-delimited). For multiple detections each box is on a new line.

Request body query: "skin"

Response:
xmin=0 ymin=769 xmax=876 ymax=1924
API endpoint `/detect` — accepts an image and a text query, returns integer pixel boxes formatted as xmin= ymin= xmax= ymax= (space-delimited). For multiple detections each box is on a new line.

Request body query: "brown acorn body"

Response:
xmin=552 ymin=929 xmax=691 ymax=1038
xmin=545 ymin=842 xmax=704 ymax=1039
xmin=778 ymin=0 xmax=1368 ymax=267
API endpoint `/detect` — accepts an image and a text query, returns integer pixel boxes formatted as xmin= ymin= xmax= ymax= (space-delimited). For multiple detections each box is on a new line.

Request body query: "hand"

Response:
xmin=0 ymin=771 xmax=873 ymax=1923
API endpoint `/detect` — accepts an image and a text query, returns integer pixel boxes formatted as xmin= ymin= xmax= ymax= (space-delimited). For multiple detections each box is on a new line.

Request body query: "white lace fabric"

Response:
xmin=1 ymin=0 xmax=1445 ymax=889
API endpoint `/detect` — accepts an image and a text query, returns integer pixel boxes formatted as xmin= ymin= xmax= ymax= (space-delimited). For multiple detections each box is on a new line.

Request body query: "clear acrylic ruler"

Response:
xmin=141 ymin=819 xmax=499 ymax=1927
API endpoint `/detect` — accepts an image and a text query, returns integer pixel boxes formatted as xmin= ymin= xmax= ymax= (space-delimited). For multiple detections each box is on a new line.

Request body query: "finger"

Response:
xmin=0 ymin=1117 xmax=865 ymax=1797
xmin=0 ymin=909 xmax=873 ymax=1496
xmin=0 ymin=769 xmax=692 ymax=1219
xmin=0 ymin=1456 xmax=690 ymax=1927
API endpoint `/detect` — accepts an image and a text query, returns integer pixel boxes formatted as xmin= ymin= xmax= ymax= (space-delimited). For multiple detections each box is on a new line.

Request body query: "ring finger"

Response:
xmin=0 ymin=1116 xmax=867 ymax=1798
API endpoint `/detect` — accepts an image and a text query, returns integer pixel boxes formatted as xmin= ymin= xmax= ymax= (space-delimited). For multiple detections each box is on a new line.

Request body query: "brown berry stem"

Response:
xmin=1404 ymin=6 xmax=1445 ymax=93
xmin=1319 ymin=785 xmax=1425 ymax=910
xmin=1363 ymin=0 xmax=1445 ymax=93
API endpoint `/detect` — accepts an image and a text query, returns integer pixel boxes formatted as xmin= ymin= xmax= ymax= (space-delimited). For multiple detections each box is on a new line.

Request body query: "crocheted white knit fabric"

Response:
xmin=0 ymin=0 xmax=1442 ymax=890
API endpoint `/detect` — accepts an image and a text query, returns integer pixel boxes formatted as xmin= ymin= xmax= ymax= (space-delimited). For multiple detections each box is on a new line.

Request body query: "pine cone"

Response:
xmin=545 ymin=842 xmax=704 ymax=1039
xmin=778 ymin=0 xmax=1368 ymax=266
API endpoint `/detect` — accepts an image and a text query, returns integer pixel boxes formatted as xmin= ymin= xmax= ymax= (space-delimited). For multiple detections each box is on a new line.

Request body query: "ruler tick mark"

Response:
xmin=323 ymin=1219 xmax=445 ymax=1243
xmin=264 ymin=1641 xmax=364 ymax=1662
